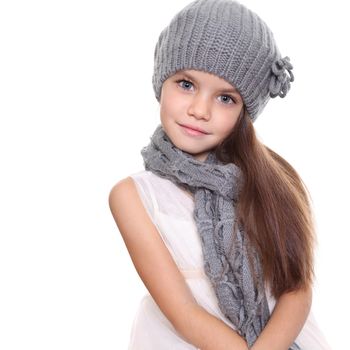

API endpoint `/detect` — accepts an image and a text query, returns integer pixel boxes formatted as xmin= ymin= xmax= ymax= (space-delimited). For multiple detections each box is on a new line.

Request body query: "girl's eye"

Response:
xmin=176 ymin=79 xmax=236 ymax=105
xmin=177 ymin=79 xmax=193 ymax=90
xmin=219 ymin=95 xmax=236 ymax=105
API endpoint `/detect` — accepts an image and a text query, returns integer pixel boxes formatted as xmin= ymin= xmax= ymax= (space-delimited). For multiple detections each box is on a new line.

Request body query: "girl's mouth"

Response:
xmin=179 ymin=124 xmax=209 ymax=136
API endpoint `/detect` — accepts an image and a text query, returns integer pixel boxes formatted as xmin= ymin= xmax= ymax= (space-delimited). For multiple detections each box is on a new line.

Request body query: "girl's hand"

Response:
xmin=250 ymin=288 xmax=312 ymax=350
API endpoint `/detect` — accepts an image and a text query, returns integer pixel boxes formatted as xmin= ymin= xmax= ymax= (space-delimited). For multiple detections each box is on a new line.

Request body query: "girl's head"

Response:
xmin=153 ymin=0 xmax=294 ymax=123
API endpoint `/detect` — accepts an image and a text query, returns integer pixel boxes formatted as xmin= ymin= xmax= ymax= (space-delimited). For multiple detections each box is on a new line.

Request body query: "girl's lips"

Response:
xmin=179 ymin=124 xmax=209 ymax=136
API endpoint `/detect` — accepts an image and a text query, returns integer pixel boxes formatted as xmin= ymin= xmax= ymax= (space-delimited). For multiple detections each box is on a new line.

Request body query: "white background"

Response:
xmin=0 ymin=0 xmax=348 ymax=349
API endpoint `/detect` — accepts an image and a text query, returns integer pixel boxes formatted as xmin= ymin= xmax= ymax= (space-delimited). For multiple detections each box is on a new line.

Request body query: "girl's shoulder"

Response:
xmin=129 ymin=170 xmax=194 ymax=219
xmin=109 ymin=170 xmax=188 ymax=229
xmin=114 ymin=170 xmax=158 ymax=221
xmin=108 ymin=171 xmax=158 ymax=230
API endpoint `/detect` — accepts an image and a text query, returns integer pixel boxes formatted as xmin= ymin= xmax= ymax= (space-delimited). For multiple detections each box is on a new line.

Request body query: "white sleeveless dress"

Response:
xmin=127 ymin=170 xmax=332 ymax=350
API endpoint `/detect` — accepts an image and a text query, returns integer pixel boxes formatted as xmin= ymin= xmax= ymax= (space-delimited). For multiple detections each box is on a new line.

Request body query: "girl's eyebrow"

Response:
xmin=177 ymin=71 xmax=239 ymax=95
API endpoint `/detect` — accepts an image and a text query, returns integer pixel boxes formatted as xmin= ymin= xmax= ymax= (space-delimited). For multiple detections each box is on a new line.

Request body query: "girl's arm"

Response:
xmin=109 ymin=177 xmax=248 ymax=350
xmin=251 ymin=287 xmax=312 ymax=350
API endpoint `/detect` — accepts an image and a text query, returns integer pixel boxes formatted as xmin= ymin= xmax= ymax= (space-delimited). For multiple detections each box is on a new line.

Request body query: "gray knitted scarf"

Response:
xmin=141 ymin=124 xmax=301 ymax=349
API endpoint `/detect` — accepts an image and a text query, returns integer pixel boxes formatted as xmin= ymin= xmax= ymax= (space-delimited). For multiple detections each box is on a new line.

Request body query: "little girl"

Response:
xmin=109 ymin=0 xmax=332 ymax=349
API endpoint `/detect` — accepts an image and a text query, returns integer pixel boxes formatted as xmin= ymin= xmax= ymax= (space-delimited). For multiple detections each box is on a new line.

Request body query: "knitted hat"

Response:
xmin=152 ymin=0 xmax=294 ymax=122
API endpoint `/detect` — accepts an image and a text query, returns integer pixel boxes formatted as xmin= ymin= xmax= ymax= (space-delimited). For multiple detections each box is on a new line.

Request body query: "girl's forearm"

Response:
xmin=251 ymin=287 xmax=312 ymax=350
xmin=176 ymin=304 xmax=249 ymax=350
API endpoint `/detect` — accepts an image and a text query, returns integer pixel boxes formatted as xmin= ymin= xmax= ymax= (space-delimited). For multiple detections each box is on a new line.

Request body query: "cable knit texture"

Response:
xmin=141 ymin=125 xmax=301 ymax=349
xmin=152 ymin=0 xmax=294 ymax=122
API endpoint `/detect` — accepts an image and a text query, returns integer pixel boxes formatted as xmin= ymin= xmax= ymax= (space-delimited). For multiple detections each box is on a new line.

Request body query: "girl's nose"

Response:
xmin=187 ymin=94 xmax=211 ymax=121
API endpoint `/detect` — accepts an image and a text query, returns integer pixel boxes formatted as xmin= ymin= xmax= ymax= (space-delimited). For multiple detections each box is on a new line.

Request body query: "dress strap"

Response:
xmin=180 ymin=267 xmax=206 ymax=279
xmin=129 ymin=171 xmax=160 ymax=221
xmin=142 ymin=173 xmax=160 ymax=213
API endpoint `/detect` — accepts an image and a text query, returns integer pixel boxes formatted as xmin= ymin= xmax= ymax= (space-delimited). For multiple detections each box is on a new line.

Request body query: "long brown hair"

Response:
xmin=215 ymin=106 xmax=316 ymax=299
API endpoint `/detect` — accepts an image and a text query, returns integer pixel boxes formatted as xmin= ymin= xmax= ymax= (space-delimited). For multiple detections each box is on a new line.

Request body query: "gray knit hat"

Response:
xmin=152 ymin=0 xmax=294 ymax=122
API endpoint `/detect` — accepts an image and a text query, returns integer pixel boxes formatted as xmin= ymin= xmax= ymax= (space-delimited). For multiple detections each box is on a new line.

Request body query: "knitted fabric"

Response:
xmin=152 ymin=0 xmax=294 ymax=122
xmin=141 ymin=124 xmax=301 ymax=349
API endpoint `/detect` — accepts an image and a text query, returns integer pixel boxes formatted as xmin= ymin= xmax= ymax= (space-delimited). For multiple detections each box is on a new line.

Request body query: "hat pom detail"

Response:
xmin=269 ymin=56 xmax=294 ymax=98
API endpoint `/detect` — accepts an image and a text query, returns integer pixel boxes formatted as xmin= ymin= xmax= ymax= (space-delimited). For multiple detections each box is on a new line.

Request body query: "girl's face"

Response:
xmin=159 ymin=69 xmax=244 ymax=162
